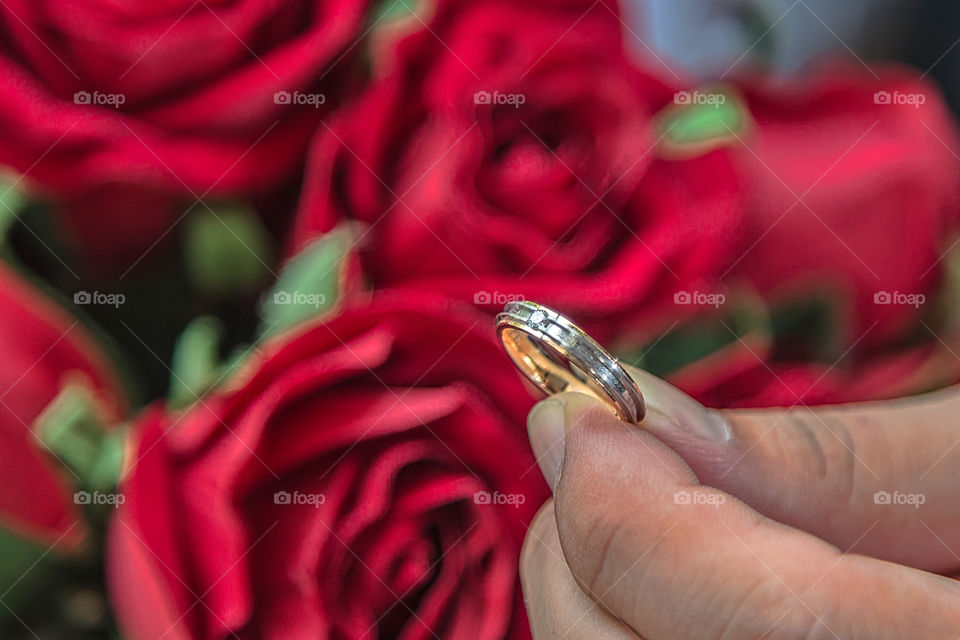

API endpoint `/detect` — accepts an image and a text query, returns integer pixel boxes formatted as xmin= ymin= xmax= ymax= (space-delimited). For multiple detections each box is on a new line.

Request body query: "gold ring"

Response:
xmin=496 ymin=301 xmax=646 ymax=424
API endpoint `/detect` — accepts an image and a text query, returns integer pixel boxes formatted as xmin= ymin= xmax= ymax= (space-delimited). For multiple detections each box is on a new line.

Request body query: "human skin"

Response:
xmin=520 ymin=367 xmax=960 ymax=638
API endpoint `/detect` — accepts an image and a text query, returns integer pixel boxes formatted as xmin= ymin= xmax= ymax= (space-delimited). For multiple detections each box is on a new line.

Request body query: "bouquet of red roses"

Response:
xmin=1 ymin=0 xmax=959 ymax=638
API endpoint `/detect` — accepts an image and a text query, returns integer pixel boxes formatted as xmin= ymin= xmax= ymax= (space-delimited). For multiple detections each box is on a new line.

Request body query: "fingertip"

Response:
xmin=527 ymin=398 xmax=566 ymax=490
xmin=527 ymin=392 xmax=617 ymax=490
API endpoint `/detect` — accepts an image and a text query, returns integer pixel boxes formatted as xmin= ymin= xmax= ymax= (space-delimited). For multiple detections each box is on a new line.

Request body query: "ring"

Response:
xmin=496 ymin=301 xmax=646 ymax=424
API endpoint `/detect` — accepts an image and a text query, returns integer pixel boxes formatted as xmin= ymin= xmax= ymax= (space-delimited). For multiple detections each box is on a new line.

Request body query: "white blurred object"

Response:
xmin=623 ymin=0 xmax=908 ymax=79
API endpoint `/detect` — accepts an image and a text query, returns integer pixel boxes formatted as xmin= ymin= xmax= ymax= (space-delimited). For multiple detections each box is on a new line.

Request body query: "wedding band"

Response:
xmin=496 ymin=301 xmax=646 ymax=424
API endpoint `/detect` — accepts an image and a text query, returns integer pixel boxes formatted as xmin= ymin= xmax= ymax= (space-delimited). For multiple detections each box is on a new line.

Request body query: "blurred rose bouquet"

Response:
xmin=0 ymin=0 xmax=959 ymax=638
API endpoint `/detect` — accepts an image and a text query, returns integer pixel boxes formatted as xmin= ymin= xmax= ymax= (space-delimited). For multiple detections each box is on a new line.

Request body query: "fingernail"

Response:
xmin=632 ymin=369 xmax=731 ymax=443
xmin=527 ymin=397 xmax=566 ymax=490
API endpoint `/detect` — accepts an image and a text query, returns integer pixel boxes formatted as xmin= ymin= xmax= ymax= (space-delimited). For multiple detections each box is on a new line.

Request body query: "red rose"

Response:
xmin=661 ymin=65 xmax=960 ymax=408
xmin=0 ymin=264 xmax=123 ymax=547
xmin=292 ymin=0 xmax=742 ymax=342
xmin=726 ymin=64 xmax=960 ymax=348
xmin=107 ymin=293 xmax=548 ymax=639
xmin=0 ymin=0 xmax=372 ymax=266
xmin=672 ymin=330 xmax=960 ymax=408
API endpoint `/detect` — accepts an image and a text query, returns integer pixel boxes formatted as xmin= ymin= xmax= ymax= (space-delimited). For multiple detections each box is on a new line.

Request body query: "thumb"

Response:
xmin=528 ymin=369 xmax=960 ymax=573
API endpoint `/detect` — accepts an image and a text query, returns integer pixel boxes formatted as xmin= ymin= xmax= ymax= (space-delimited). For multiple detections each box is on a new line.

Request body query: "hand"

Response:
xmin=520 ymin=367 xmax=960 ymax=638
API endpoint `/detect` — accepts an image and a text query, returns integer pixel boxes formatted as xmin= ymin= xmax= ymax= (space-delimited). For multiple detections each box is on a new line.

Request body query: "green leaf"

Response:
xmin=655 ymin=87 xmax=749 ymax=157
xmin=767 ymin=293 xmax=841 ymax=362
xmin=0 ymin=527 xmax=59 ymax=625
xmin=372 ymin=0 xmax=419 ymax=24
xmin=0 ymin=176 xmax=26 ymax=214
xmin=34 ymin=382 xmax=124 ymax=492
xmin=620 ymin=299 xmax=769 ymax=376
xmin=620 ymin=287 xmax=852 ymax=378
xmin=0 ymin=174 xmax=29 ymax=240
xmin=929 ymin=241 xmax=960 ymax=335
xmin=168 ymin=316 xmax=223 ymax=408
xmin=183 ymin=203 xmax=275 ymax=297
xmin=259 ymin=227 xmax=353 ymax=337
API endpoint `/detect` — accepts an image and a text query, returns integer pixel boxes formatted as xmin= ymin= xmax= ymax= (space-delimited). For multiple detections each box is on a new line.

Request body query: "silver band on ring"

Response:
xmin=496 ymin=301 xmax=646 ymax=424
